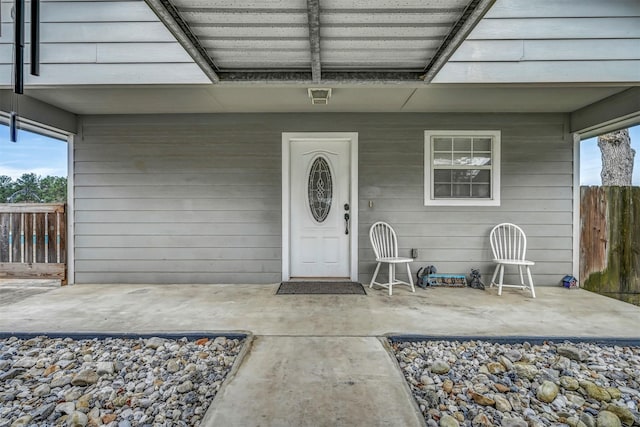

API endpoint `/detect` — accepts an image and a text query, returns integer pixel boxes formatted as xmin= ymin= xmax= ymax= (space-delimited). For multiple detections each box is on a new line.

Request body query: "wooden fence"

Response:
xmin=580 ymin=186 xmax=640 ymax=305
xmin=0 ymin=203 xmax=66 ymax=283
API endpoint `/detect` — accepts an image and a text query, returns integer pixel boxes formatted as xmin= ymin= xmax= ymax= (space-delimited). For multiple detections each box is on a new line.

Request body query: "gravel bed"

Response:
xmin=0 ymin=335 xmax=244 ymax=427
xmin=391 ymin=339 xmax=640 ymax=427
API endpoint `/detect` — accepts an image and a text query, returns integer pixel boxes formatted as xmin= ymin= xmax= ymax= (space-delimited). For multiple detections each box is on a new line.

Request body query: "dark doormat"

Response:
xmin=277 ymin=281 xmax=366 ymax=295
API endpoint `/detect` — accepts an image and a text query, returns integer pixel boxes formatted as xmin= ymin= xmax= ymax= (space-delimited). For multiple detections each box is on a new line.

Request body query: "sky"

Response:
xmin=580 ymin=125 xmax=640 ymax=185
xmin=0 ymin=123 xmax=639 ymax=184
xmin=0 ymin=125 xmax=68 ymax=178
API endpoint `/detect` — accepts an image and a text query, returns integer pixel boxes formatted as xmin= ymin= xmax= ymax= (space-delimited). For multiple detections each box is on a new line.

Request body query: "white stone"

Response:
xmin=13 ymin=357 xmax=37 ymax=368
xmin=56 ymin=401 xmax=76 ymax=415
xmin=60 ymin=352 xmax=75 ymax=360
xmin=10 ymin=415 xmax=33 ymax=427
xmin=33 ymin=383 xmax=51 ymax=397
xmin=502 ymin=417 xmax=528 ymax=427
xmin=97 ymin=361 xmax=114 ymax=376
xmin=177 ymin=380 xmax=193 ymax=393
xmin=67 ymin=411 xmax=88 ymax=427
xmin=145 ymin=337 xmax=165 ymax=350
xmin=166 ymin=359 xmax=180 ymax=373
xmin=430 ymin=360 xmax=450 ymax=374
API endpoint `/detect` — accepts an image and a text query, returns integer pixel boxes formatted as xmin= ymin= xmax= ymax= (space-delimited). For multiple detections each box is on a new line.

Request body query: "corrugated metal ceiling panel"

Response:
xmin=173 ymin=0 xmax=310 ymax=70
xmin=155 ymin=0 xmax=479 ymax=76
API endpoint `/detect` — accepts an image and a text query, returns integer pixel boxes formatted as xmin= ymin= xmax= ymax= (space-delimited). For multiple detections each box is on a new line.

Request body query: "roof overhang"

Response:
xmin=1 ymin=0 xmax=638 ymax=121
xmin=143 ymin=0 xmax=495 ymax=84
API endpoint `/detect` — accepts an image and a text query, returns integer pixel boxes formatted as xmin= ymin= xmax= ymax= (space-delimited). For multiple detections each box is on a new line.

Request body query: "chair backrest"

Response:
xmin=369 ymin=221 xmax=399 ymax=259
xmin=490 ymin=223 xmax=528 ymax=261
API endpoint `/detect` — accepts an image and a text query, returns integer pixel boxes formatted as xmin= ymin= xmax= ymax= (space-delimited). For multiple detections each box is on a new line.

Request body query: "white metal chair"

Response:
xmin=369 ymin=222 xmax=415 ymax=295
xmin=489 ymin=223 xmax=536 ymax=298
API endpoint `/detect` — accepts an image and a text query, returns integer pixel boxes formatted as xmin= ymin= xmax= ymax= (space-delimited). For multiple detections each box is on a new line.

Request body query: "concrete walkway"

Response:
xmin=2 ymin=282 xmax=640 ymax=426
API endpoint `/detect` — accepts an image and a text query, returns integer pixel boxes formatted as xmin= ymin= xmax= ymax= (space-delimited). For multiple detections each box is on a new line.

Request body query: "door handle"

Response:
xmin=344 ymin=213 xmax=350 ymax=235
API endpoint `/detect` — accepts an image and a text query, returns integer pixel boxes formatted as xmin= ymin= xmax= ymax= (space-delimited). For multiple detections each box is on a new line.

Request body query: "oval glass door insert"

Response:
xmin=308 ymin=156 xmax=333 ymax=222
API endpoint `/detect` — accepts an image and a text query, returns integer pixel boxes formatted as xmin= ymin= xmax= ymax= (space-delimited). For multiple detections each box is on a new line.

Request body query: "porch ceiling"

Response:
xmin=23 ymin=84 xmax=630 ymax=115
xmin=145 ymin=0 xmax=493 ymax=84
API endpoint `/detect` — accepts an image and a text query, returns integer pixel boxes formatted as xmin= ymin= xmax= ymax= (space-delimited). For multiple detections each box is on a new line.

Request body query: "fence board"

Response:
xmin=580 ymin=186 xmax=640 ymax=305
xmin=0 ymin=204 xmax=67 ymax=284
xmin=0 ymin=263 xmax=66 ymax=279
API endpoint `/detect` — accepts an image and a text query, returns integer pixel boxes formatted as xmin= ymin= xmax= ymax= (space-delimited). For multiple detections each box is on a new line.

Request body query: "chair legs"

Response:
xmin=405 ymin=263 xmax=415 ymax=292
xmin=490 ymin=263 xmax=535 ymax=298
xmin=490 ymin=264 xmax=500 ymax=288
xmin=369 ymin=263 xmax=381 ymax=289
xmin=518 ymin=266 xmax=525 ymax=287
xmin=369 ymin=262 xmax=415 ymax=295
xmin=526 ymin=266 xmax=535 ymax=298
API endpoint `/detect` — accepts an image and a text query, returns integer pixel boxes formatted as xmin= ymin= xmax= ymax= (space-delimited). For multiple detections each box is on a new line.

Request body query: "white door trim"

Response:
xmin=282 ymin=132 xmax=358 ymax=281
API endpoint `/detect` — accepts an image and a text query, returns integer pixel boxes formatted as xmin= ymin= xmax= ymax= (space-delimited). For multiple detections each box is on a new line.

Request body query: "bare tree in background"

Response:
xmin=598 ymin=129 xmax=635 ymax=185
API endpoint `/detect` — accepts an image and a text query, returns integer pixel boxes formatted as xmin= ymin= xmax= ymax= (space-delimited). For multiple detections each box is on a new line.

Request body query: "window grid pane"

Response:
xmin=433 ymin=137 xmax=452 ymax=151
xmin=433 ymin=168 xmax=492 ymax=199
xmin=431 ymin=135 xmax=493 ymax=199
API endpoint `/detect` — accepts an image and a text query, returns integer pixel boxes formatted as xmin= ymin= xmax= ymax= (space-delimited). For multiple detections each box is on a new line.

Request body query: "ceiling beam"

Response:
xmin=177 ymin=7 xmax=466 ymax=14
xmin=217 ymin=71 xmax=422 ymax=84
xmin=422 ymin=0 xmax=496 ymax=83
xmin=306 ymin=0 xmax=322 ymax=83
xmin=145 ymin=0 xmax=220 ymax=83
xmin=571 ymin=87 xmax=640 ymax=138
xmin=0 ymin=91 xmax=77 ymax=134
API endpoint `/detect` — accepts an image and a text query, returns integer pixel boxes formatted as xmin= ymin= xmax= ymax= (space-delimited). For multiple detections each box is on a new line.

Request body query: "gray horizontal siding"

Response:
xmin=0 ymin=43 xmax=192 ymax=64
xmin=74 ymin=113 xmax=573 ymax=285
xmin=0 ymin=0 xmax=208 ymax=85
xmin=487 ymin=0 xmax=639 ymax=18
xmin=470 ymin=18 xmax=640 ymax=39
xmin=0 ymin=64 xmax=208 ymax=85
xmin=1 ymin=1 xmax=159 ymax=22
xmin=451 ymin=40 xmax=640 ymax=62
xmin=76 ymin=235 xmax=280 ymax=248
xmin=434 ymin=61 xmax=640 ymax=84
xmin=434 ymin=0 xmax=640 ymax=83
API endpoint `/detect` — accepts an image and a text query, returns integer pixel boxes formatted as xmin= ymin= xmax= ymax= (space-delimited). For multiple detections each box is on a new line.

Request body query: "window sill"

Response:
xmin=424 ymin=198 xmax=501 ymax=207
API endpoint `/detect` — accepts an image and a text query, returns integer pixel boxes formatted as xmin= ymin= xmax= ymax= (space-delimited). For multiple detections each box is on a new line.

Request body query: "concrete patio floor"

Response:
xmin=2 ymin=282 xmax=640 ymax=426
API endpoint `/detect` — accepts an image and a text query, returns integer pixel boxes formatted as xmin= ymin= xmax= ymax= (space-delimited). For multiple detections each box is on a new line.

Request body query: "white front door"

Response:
xmin=289 ymin=138 xmax=351 ymax=278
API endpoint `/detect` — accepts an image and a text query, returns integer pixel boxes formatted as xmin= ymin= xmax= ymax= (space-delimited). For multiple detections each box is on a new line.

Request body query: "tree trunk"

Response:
xmin=598 ymin=129 xmax=635 ymax=186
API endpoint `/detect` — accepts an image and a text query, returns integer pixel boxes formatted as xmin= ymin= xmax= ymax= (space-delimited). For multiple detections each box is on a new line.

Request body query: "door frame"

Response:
xmin=282 ymin=132 xmax=358 ymax=281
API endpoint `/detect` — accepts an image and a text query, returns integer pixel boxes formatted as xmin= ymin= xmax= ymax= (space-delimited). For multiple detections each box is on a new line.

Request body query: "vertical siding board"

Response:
xmin=74 ymin=113 xmax=572 ymax=285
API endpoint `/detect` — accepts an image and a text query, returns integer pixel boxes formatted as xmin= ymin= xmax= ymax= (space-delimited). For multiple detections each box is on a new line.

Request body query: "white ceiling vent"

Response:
xmin=308 ymin=88 xmax=332 ymax=105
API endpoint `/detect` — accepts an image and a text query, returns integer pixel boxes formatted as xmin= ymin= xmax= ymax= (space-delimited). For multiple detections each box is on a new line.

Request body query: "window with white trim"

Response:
xmin=424 ymin=130 xmax=501 ymax=206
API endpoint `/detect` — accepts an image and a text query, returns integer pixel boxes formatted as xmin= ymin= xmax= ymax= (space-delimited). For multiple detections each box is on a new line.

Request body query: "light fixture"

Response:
xmin=308 ymin=88 xmax=332 ymax=105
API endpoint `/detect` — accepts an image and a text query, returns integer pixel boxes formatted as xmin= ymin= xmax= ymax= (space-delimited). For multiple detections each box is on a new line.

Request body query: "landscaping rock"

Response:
xmin=392 ymin=339 xmax=640 ymax=427
xmin=439 ymin=414 xmax=459 ymax=427
xmin=0 ymin=335 xmax=244 ymax=426
xmin=537 ymin=380 xmax=559 ymax=403
xmin=581 ymin=380 xmax=612 ymax=402
xmin=430 ymin=360 xmax=450 ymax=374
xmin=597 ymin=410 xmax=622 ymax=427
xmin=96 ymin=361 xmax=114 ymax=376
xmin=67 ymin=411 xmax=88 ymax=427
xmin=558 ymin=345 xmax=589 ymax=362
xmin=604 ymin=404 xmax=635 ymax=426
xmin=561 ymin=376 xmax=580 ymax=391
xmin=71 ymin=370 xmax=98 ymax=386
